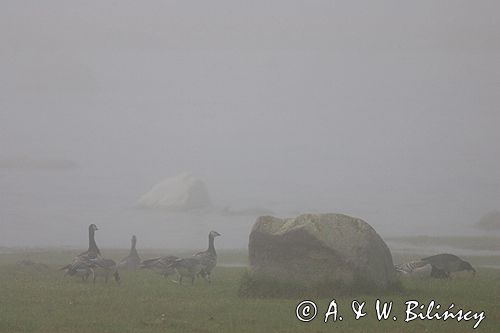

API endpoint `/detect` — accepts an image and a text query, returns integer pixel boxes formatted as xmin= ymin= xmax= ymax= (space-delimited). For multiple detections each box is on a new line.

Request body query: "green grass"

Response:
xmin=0 ymin=250 xmax=499 ymax=333
xmin=238 ymin=270 xmax=403 ymax=298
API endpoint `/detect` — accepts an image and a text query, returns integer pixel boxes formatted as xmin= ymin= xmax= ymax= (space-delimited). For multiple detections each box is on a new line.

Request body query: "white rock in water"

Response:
xmin=138 ymin=173 xmax=212 ymax=211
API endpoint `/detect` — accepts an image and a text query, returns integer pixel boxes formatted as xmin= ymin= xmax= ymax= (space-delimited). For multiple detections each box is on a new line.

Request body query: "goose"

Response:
xmin=421 ymin=253 xmax=476 ymax=278
xmin=168 ymin=257 xmax=203 ymax=285
xmin=193 ymin=230 xmax=221 ymax=284
xmin=118 ymin=235 xmax=141 ymax=270
xmin=61 ymin=224 xmax=100 ymax=280
xmin=61 ymin=224 xmax=120 ymax=284
xmin=65 ymin=255 xmax=120 ymax=284
xmin=140 ymin=255 xmax=179 ymax=277
xmin=395 ymin=260 xmax=432 ymax=278
xmin=86 ymin=257 xmax=121 ymax=284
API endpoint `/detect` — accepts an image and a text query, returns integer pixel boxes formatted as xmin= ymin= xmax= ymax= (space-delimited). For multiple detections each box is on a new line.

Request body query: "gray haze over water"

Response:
xmin=1 ymin=1 xmax=499 ymax=249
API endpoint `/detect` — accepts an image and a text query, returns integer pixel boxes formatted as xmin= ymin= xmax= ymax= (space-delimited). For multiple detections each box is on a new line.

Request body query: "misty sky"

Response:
xmin=1 ymin=1 xmax=499 ymax=248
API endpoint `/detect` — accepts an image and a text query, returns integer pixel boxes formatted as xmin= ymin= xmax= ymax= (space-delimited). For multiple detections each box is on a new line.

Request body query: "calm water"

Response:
xmin=0 ymin=167 xmax=494 ymax=249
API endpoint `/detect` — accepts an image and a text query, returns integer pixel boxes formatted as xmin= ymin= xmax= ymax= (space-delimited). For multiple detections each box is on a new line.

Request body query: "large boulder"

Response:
xmin=246 ymin=213 xmax=397 ymax=295
xmin=137 ymin=173 xmax=212 ymax=211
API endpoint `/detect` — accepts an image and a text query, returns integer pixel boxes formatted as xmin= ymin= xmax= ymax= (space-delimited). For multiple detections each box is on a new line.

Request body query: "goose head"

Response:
xmin=89 ymin=224 xmax=99 ymax=232
xmin=209 ymin=231 xmax=221 ymax=238
xmin=459 ymin=260 xmax=476 ymax=277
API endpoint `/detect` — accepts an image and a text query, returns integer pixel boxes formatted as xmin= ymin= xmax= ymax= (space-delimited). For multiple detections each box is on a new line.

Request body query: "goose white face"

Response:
xmin=210 ymin=231 xmax=221 ymax=237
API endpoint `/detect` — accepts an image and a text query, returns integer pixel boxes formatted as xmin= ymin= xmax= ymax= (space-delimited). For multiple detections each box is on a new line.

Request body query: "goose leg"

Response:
xmin=199 ymin=270 xmax=209 ymax=283
xmin=202 ymin=271 xmax=210 ymax=284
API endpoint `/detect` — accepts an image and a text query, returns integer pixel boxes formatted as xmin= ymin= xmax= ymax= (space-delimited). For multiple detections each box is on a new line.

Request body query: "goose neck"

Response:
xmin=208 ymin=235 xmax=216 ymax=254
xmin=88 ymin=229 xmax=100 ymax=254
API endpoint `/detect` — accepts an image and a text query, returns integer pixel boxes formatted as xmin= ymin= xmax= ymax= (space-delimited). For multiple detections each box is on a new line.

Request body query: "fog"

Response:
xmin=1 ymin=1 xmax=499 ymax=249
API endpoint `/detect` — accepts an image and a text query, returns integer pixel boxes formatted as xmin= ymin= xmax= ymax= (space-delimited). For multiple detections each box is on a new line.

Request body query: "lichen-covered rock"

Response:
xmin=247 ymin=213 xmax=397 ymax=294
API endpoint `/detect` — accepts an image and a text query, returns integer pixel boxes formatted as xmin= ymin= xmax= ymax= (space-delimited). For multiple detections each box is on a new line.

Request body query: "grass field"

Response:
xmin=0 ymin=249 xmax=499 ymax=333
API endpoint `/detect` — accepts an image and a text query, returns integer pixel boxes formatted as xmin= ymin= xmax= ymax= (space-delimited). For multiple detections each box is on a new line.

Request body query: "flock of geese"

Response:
xmin=61 ymin=224 xmax=221 ymax=285
xmin=62 ymin=224 xmax=476 ymax=285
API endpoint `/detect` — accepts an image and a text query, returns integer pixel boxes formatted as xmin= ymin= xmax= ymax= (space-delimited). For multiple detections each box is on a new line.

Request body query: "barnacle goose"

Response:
xmin=118 ymin=235 xmax=141 ymax=270
xmin=193 ymin=230 xmax=221 ymax=284
xmin=61 ymin=224 xmax=120 ymax=284
xmin=421 ymin=253 xmax=476 ymax=278
xmin=61 ymin=224 xmax=100 ymax=280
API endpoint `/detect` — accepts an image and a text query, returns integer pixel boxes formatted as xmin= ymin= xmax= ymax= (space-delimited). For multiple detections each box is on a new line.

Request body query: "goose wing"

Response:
xmin=170 ymin=257 xmax=203 ymax=274
xmin=90 ymin=258 xmax=117 ymax=269
xmin=395 ymin=260 xmax=431 ymax=276
xmin=140 ymin=255 xmax=178 ymax=269
xmin=62 ymin=255 xmax=94 ymax=276
xmin=421 ymin=253 xmax=461 ymax=270
xmin=140 ymin=257 xmax=162 ymax=268
xmin=193 ymin=250 xmax=216 ymax=273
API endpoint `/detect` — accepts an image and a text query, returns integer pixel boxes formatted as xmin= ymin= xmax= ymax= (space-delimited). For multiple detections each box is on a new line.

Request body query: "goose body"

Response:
xmin=63 ymin=258 xmax=93 ymax=281
xmin=169 ymin=257 xmax=203 ymax=285
xmin=395 ymin=260 xmax=432 ymax=278
xmin=193 ymin=230 xmax=221 ymax=283
xmin=140 ymin=255 xmax=179 ymax=277
xmin=87 ymin=257 xmax=121 ymax=284
xmin=118 ymin=235 xmax=141 ymax=270
xmin=421 ymin=253 xmax=476 ymax=278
